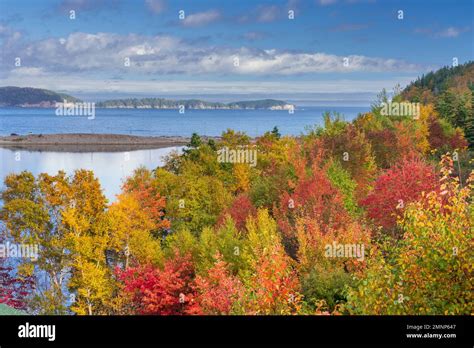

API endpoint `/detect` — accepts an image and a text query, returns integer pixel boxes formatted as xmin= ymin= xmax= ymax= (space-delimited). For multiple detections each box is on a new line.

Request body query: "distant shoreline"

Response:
xmin=0 ymin=133 xmax=206 ymax=152
xmin=0 ymin=105 xmax=294 ymax=110
xmin=0 ymin=87 xmax=295 ymax=110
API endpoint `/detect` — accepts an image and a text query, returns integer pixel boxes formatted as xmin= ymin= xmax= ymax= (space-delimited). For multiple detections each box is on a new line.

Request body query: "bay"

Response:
xmin=0 ymin=106 xmax=368 ymax=201
xmin=0 ymin=106 xmax=368 ymax=137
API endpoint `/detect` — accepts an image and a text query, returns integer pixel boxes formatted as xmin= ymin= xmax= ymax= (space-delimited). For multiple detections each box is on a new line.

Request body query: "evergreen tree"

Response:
xmin=271 ymin=126 xmax=281 ymax=139
xmin=188 ymin=133 xmax=202 ymax=148
xmin=466 ymin=83 xmax=474 ymax=147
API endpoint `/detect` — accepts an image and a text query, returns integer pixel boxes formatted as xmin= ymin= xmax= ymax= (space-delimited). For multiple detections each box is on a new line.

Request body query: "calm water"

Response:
xmin=0 ymin=106 xmax=368 ymax=201
xmin=0 ymin=147 xmax=183 ymax=202
xmin=0 ymin=106 xmax=368 ymax=137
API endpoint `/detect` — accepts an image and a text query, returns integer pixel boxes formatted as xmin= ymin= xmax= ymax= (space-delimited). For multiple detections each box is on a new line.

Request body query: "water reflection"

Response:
xmin=0 ymin=147 xmax=183 ymax=202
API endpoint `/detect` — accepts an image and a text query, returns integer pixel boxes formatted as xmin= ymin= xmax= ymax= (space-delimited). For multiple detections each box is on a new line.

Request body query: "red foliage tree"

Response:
xmin=0 ymin=261 xmax=34 ymax=311
xmin=217 ymin=194 xmax=256 ymax=231
xmin=195 ymin=253 xmax=244 ymax=314
xmin=274 ymin=157 xmax=351 ymax=257
xmin=428 ymin=116 xmax=468 ymax=151
xmin=360 ymin=156 xmax=439 ymax=230
xmin=117 ymin=253 xmax=201 ymax=315
xmin=0 ymin=234 xmax=34 ymax=311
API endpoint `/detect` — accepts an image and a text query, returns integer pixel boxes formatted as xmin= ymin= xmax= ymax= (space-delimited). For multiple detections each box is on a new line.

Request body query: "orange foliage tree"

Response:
xmin=195 ymin=253 xmax=244 ymax=314
xmin=122 ymin=168 xmax=170 ymax=235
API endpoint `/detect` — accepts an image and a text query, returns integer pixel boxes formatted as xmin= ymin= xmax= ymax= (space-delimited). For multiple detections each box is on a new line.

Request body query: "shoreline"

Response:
xmin=0 ymin=133 xmax=208 ymax=152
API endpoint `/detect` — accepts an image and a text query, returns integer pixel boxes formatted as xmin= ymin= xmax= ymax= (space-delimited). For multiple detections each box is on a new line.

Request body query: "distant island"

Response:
xmin=0 ymin=86 xmax=81 ymax=107
xmin=96 ymin=98 xmax=294 ymax=110
xmin=0 ymin=87 xmax=295 ymax=110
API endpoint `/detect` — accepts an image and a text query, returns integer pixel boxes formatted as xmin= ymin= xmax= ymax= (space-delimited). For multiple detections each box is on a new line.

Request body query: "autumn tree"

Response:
xmin=360 ymin=156 xmax=439 ymax=234
xmin=118 ymin=252 xmax=201 ymax=315
xmin=354 ymin=105 xmax=431 ymax=169
xmin=153 ymin=166 xmax=231 ymax=234
xmin=195 ymin=253 xmax=244 ymax=314
xmin=217 ymin=194 xmax=256 ymax=231
xmin=1 ymin=171 xmax=72 ymax=314
xmin=326 ymin=160 xmax=361 ymax=217
xmin=0 ymin=254 xmax=34 ymax=311
xmin=197 ymin=218 xmax=246 ymax=274
xmin=122 ymin=167 xmax=170 ymax=237
xmin=0 ymin=170 xmax=113 ymax=314
xmin=107 ymin=193 xmax=163 ymax=269
xmin=295 ymin=215 xmax=370 ymax=312
xmin=427 ymin=116 xmax=468 ymax=153
xmin=319 ymin=118 xmax=377 ymax=199
xmin=61 ymin=170 xmax=112 ymax=315
xmin=347 ymin=155 xmax=473 ymax=314
xmin=241 ymin=210 xmax=302 ymax=314
xmin=274 ymin=149 xmax=352 ymax=257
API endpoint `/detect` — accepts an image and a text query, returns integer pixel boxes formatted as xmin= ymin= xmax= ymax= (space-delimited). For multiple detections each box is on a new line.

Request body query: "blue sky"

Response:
xmin=0 ymin=0 xmax=472 ymax=103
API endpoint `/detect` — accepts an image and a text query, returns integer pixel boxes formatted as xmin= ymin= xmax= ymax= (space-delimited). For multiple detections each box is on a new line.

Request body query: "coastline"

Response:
xmin=0 ymin=133 xmax=205 ymax=152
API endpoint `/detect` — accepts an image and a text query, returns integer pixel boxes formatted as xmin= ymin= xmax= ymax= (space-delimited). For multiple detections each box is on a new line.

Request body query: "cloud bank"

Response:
xmin=1 ymin=31 xmax=422 ymax=78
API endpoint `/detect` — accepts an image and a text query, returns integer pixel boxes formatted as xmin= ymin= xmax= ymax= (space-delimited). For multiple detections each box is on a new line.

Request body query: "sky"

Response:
xmin=0 ymin=0 xmax=472 ymax=104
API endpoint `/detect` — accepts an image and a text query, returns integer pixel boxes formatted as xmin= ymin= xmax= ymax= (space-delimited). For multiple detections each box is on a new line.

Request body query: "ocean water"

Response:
xmin=0 ymin=106 xmax=368 ymax=201
xmin=0 ymin=106 xmax=368 ymax=137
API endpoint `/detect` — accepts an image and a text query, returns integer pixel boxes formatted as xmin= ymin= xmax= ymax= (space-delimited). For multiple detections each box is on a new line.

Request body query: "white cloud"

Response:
xmin=1 ymin=32 xmax=422 ymax=78
xmin=415 ymin=26 xmax=470 ymax=38
xmin=181 ymin=10 xmax=221 ymax=27
xmin=436 ymin=26 xmax=469 ymax=38
xmin=257 ymin=5 xmax=281 ymax=22
xmin=9 ymin=67 xmax=46 ymax=77
xmin=0 ymin=24 xmax=22 ymax=47
xmin=145 ymin=0 xmax=166 ymax=14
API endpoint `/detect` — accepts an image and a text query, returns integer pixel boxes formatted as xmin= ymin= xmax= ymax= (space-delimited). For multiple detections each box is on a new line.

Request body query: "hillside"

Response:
xmin=402 ymin=61 xmax=474 ymax=103
xmin=402 ymin=61 xmax=474 ymax=147
xmin=0 ymin=86 xmax=81 ymax=107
